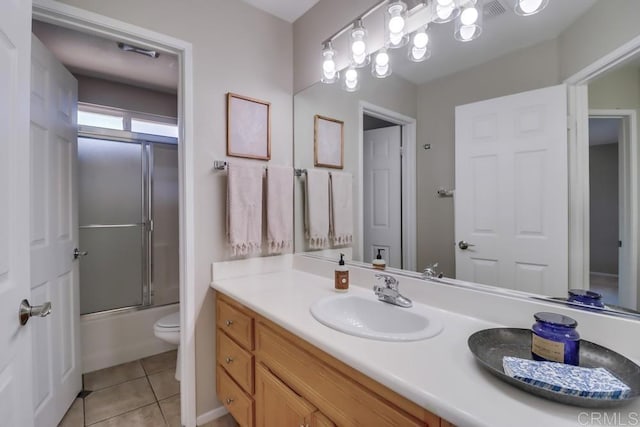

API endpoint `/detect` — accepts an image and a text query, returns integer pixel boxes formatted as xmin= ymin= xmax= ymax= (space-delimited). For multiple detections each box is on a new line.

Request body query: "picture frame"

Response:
xmin=314 ymin=114 xmax=344 ymax=169
xmin=226 ymin=92 xmax=271 ymax=160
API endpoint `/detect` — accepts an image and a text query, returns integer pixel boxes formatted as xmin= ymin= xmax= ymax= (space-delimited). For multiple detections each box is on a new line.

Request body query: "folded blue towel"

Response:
xmin=503 ymin=356 xmax=631 ymax=400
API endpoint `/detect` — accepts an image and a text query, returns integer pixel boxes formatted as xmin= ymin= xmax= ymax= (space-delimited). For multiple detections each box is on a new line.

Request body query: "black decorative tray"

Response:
xmin=467 ymin=328 xmax=640 ymax=407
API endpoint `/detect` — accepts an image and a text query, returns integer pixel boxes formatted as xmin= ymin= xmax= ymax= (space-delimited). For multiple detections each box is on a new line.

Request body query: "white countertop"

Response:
xmin=211 ymin=266 xmax=640 ymax=427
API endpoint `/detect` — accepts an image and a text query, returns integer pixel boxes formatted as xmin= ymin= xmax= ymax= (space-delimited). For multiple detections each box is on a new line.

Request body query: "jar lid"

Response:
xmin=534 ymin=312 xmax=578 ymax=328
xmin=568 ymin=289 xmax=602 ymax=300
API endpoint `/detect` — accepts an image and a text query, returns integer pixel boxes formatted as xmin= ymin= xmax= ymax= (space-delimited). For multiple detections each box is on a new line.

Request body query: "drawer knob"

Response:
xmin=225 ymin=319 xmax=234 ymax=326
xmin=225 ymin=357 xmax=234 ymax=364
xmin=226 ymin=398 xmax=234 ymax=405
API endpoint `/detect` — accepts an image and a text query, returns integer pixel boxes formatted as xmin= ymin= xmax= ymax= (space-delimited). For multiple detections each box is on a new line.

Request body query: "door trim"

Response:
xmin=565 ymin=31 xmax=640 ymax=293
xmin=358 ymin=101 xmax=417 ymax=271
xmin=31 ymin=1 xmax=197 ymax=425
xmin=588 ymin=109 xmax=638 ymax=309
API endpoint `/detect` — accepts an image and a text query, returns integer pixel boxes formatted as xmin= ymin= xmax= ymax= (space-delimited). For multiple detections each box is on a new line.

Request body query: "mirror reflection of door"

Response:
xmin=454 ymin=85 xmax=568 ymax=296
xmin=363 ymin=115 xmax=402 ymax=268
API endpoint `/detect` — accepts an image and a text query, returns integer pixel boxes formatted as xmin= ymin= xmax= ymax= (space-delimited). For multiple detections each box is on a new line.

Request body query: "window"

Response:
xmin=131 ymin=118 xmax=179 ymax=138
xmin=78 ymin=103 xmax=178 ymax=139
xmin=77 ymin=110 xmax=124 ymax=130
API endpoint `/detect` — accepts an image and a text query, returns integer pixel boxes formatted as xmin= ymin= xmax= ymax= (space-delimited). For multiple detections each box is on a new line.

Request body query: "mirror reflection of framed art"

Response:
xmin=314 ymin=114 xmax=344 ymax=169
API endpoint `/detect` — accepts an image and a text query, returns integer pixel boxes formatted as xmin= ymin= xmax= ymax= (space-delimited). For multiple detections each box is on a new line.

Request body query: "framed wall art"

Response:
xmin=314 ymin=114 xmax=344 ymax=169
xmin=227 ymin=92 xmax=271 ymax=160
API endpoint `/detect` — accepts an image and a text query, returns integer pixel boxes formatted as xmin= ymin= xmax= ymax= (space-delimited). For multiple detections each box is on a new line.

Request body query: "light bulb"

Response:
xmin=437 ymin=0 xmax=454 ymax=5
xmin=411 ymin=47 xmax=427 ymax=61
xmin=375 ymin=51 xmax=389 ymax=67
xmin=459 ymin=25 xmax=476 ymax=40
xmin=321 ymin=42 xmax=338 ymax=84
xmin=519 ymin=0 xmax=543 ymax=14
xmin=437 ymin=4 xmax=455 ymax=20
xmin=352 ymin=40 xmax=366 ymax=56
xmin=389 ymin=32 xmax=404 ymax=46
xmin=413 ymin=32 xmax=429 ymax=49
xmin=345 ymin=68 xmax=358 ymax=82
xmin=388 ymin=15 xmax=405 ymax=34
xmin=460 ymin=6 xmax=478 ymax=25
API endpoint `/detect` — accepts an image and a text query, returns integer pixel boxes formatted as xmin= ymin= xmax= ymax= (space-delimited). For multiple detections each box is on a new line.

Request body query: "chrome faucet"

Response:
xmin=373 ymin=274 xmax=412 ymax=308
xmin=422 ymin=263 xmax=444 ymax=280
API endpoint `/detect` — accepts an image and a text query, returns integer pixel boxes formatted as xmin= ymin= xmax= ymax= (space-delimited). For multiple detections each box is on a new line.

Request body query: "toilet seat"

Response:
xmin=155 ymin=312 xmax=180 ymax=331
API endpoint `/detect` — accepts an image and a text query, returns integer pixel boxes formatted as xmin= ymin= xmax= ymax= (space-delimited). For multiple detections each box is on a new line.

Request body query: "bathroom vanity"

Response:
xmin=211 ymin=255 xmax=640 ymax=427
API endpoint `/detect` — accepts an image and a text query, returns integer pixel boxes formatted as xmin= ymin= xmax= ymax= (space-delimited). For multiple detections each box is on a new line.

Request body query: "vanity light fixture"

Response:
xmin=408 ymin=25 xmax=431 ymax=62
xmin=513 ymin=0 xmax=549 ymax=16
xmin=454 ymin=0 xmax=483 ymax=42
xmin=350 ymin=19 xmax=370 ymax=67
xmin=321 ymin=41 xmax=339 ymax=84
xmin=385 ymin=1 xmax=409 ymax=48
xmin=372 ymin=48 xmax=392 ymax=78
xmin=320 ymin=0 xmax=551 ymax=91
xmin=431 ymin=0 xmax=461 ymax=23
xmin=343 ymin=66 xmax=360 ymax=91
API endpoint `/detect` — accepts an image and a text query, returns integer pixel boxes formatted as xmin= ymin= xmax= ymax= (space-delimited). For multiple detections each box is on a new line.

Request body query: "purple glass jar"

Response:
xmin=568 ymin=289 xmax=605 ymax=309
xmin=531 ymin=312 xmax=580 ymax=366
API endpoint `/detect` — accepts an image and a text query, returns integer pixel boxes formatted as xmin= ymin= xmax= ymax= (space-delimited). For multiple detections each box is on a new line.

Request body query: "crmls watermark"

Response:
xmin=578 ymin=412 xmax=640 ymax=426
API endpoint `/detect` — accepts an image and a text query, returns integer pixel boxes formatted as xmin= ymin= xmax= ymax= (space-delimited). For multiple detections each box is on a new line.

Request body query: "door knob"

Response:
xmin=458 ymin=240 xmax=476 ymax=250
xmin=73 ymin=248 xmax=88 ymax=259
xmin=19 ymin=299 xmax=52 ymax=326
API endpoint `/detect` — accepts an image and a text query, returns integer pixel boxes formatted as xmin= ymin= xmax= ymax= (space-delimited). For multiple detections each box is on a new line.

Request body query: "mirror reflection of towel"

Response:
xmin=329 ymin=171 xmax=353 ymax=246
xmin=227 ymin=162 xmax=263 ymax=256
xmin=304 ymin=170 xmax=330 ymax=249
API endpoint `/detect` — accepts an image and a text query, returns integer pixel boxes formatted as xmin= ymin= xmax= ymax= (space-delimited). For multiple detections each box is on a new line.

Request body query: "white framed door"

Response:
xmin=0 ymin=1 xmax=35 ymax=426
xmin=455 ymin=85 xmax=568 ymax=296
xmin=363 ymin=126 xmax=402 ymax=268
xmin=30 ymin=35 xmax=81 ymax=426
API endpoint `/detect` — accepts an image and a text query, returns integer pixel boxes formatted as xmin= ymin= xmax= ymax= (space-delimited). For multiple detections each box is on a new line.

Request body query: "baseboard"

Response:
xmin=196 ymin=405 xmax=229 ymax=426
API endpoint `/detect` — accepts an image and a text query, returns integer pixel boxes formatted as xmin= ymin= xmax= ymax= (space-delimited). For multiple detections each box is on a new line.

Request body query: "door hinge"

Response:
xmin=400 ymin=146 xmax=404 ymax=157
xmin=619 ymin=240 xmax=622 ymax=248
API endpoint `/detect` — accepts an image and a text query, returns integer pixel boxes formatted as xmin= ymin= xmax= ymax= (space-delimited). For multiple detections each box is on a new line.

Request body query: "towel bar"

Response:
xmin=213 ymin=160 xmax=306 ymax=177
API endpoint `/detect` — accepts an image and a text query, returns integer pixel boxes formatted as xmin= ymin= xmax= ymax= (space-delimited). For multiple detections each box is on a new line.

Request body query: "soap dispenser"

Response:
xmin=372 ymin=249 xmax=386 ymax=270
xmin=334 ymin=253 xmax=349 ymax=292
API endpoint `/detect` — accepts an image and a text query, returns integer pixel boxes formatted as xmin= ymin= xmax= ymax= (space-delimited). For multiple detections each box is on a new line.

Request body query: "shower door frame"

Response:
xmin=78 ymin=126 xmax=178 ymax=315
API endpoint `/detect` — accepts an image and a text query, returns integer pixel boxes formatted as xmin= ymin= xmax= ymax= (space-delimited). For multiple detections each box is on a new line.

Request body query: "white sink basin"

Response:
xmin=310 ymin=294 xmax=443 ymax=341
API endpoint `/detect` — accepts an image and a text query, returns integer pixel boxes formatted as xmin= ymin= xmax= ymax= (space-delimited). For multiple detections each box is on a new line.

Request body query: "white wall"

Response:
xmin=75 ymin=74 xmax=178 ymax=117
xmin=558 ymin=0 xmax=640 ymax=81
xmin=294 ymin=73 xmax=417 ymax=261
xmin=57 ymin=0 xmax=293 ymax=417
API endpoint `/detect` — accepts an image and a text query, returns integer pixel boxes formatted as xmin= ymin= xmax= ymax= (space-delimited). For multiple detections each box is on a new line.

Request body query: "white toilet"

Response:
xmin=153 ymin=311 xmax=181 ymax=381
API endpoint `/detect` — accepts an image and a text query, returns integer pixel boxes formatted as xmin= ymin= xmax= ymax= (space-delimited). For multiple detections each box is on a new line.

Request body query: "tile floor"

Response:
xmin=590 ymin=273 xmax=619 ymax=306
xmin=58 ymin=350 xmax=237 ymax=427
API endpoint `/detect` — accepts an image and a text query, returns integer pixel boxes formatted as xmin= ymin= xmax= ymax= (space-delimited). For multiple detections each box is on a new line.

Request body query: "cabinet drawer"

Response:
xmin=217 ymin=298 xmax=254 ymax=350
xmin=255 ymin=323 xmax=427 ymax=427
xmin=218 ymin=329 xmax=254 ymax=394
xmin=217 ymin=365 xmax=254 ymax=427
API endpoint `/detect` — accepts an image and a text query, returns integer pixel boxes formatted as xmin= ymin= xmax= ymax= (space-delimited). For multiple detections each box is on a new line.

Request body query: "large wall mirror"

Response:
xmin=293 ymin=0 xmax=640 ymax=315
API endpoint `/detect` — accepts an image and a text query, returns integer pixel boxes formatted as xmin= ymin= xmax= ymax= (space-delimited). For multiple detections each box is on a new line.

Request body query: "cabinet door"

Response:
xmin=311 ymin=412 xmax=335 ymax=427
xmin=255 ymin=363 xmax=316 ymax=427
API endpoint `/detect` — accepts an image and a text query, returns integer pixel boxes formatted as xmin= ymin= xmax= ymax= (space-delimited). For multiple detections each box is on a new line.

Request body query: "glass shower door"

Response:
xmin=78 ymin=137 xmax=146 ymax=314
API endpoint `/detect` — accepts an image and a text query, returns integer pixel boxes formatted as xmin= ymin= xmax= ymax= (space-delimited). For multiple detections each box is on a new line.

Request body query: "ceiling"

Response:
xmin=32 ymin=20 xmax=179 ymax=94
xmin=241 ymin=0 xmax=320 ymax=22
xmin=391 ymin=0 xmax=597 ymax=85
xmin=589 ymin=118 xmax=620 ymax=146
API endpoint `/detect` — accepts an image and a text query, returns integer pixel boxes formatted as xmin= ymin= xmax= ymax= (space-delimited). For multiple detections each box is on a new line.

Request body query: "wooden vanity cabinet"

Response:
xmin=216 ymin=292 xmax=452 ymax=427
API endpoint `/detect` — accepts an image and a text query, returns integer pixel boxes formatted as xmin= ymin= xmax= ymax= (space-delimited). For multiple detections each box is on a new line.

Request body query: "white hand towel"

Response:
xmin=304 ymin=169 xmax=330 ymax=249
xmin=227 ymin=162 xmax=263 ymax=256
xmin=329 ymin=171 xmax=353 ymax=246
xmin=266 ymin=165 xmax=293 ymax=254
